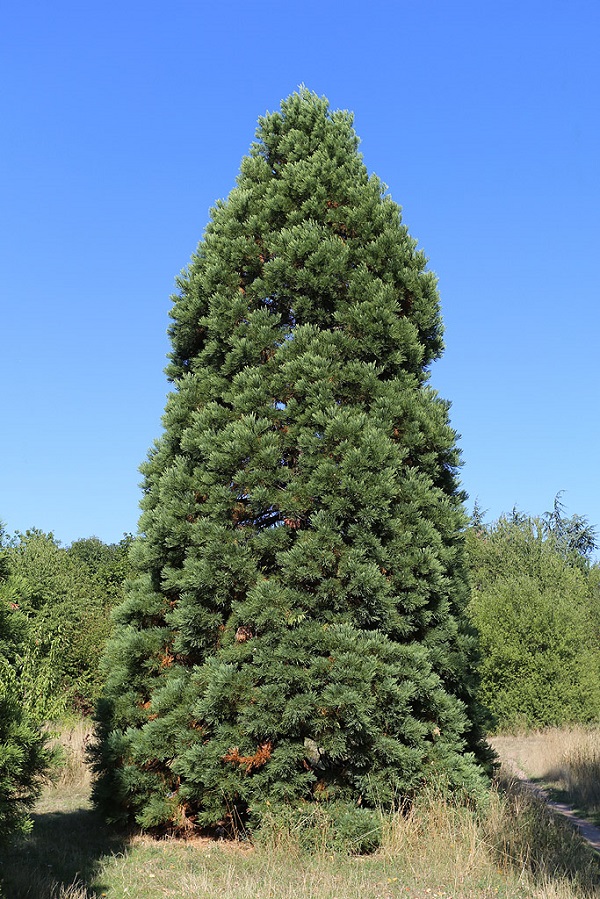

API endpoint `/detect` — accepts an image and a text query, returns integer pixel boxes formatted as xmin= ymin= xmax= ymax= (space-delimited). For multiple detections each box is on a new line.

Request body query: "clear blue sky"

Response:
xmin=1 ymin=0 xmax=598 ymax=546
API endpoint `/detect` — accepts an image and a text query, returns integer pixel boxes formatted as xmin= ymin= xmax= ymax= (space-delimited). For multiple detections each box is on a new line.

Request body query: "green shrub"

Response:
xmin=252 ymin=800 xmax=382 ymax=854
xmin=468 ymin=513 xmax=600 ymax=729
xmin=4 ymin=530 xmax=131 ymax=716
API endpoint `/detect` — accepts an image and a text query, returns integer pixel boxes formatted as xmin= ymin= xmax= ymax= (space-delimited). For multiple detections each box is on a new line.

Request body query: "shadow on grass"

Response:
xmin=0 ymin=802 xmax=127 ymax=898
xmin=542 ymin=761 xmax=600 ymax=825
xmin=494 ymin=770 xmax=600 ymax=895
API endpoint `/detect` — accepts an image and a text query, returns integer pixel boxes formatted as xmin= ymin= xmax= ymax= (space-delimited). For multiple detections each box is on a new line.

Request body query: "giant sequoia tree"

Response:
xmin=94 ymin=90 xmax=488 ymax=840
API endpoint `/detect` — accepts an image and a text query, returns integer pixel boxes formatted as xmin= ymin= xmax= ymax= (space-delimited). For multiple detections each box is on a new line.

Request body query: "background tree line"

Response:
xmin=4 ymin=501 xmax=596 ymax=746
xmin=0 ymin=526 xmax=132 ymax=843
xmin=467 ymin=495 xmax=600 ymax=731
xmin=0 ymin=528 xmax=132 ymax=720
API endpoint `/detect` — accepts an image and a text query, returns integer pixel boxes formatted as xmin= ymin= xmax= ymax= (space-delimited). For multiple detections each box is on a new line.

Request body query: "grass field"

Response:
xmin=2 ymin=723 xmax=600 ymax=899
xmin=493 ymin=727 xmax=600 ymax=823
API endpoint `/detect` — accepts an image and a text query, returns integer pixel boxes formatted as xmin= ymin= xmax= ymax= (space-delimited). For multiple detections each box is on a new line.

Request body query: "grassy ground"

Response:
xmin=493 ymin=727 xmax=600 ymax=823
xmin=2 ymin=723 xmax=600 ymax=898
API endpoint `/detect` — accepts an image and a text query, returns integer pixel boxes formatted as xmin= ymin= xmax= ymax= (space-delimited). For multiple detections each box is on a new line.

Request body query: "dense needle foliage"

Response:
xmin=93 ymin=89 xmax=489 ymax=842
xmin=0 ymin=528 xmax=49 ymax=842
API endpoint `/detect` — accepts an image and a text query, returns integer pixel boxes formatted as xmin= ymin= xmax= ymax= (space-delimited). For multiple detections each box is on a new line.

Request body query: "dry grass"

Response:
xmin=0 ymin=721 xmax=123 ymax=899
xmin=3 ymin=723 xmax=600 ymax=898
xmin=86 ymin=786 xmax=600 ymax=898
xmin=380 ymin=783 xmax=600 ymax=898
xmin=493 ymin=727 xmax=600 ymax=820
xmin=43 ymin=718 xmax=94 ymax=795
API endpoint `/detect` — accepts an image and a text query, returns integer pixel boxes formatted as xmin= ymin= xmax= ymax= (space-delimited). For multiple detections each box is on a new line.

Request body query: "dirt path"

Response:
xmin=502 ymin=756 xmax=600 ymax=853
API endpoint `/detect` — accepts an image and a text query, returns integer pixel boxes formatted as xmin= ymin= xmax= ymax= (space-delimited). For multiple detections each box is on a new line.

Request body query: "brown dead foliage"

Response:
xmin=223 ymin=741 xmax=273 ymax=773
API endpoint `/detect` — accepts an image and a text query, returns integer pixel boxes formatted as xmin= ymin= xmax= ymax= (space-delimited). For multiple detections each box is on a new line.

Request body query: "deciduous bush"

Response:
xmin=467 ymin=512 xmax=600 ymax=730
xmin=4 ymin=530 xmax=131 ymax=717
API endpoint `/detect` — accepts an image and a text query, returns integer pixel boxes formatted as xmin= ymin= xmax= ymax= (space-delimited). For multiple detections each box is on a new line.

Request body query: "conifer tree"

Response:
xmin=0 ymin=527 xmax=49 ymax=842
xmin=94 ymin=89 xmax=489 ymax=843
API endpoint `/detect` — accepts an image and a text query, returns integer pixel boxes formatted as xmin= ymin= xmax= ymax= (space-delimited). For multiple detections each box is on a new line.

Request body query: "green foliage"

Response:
xmin=3 ymin=530 xmax=131 ymax=717
xmin=94 ymin=89 xmax=490 ymax=841
xmin=0 ymin=659 xmax=49 ymax=841
xmin=467 ymin=510 xmax=600 ymax=730
xmin=543 ymin=491 xmax=598 ymax=566
xmin=253 ymin=800 xmax=382 ymax=854
xmin=0 ymin=530 xmax=50 ymax=842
